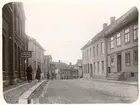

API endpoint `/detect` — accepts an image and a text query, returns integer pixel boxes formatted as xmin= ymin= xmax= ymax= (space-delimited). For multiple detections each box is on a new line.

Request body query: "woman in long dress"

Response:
xmin=26 ymin=65 xmax=33 ymax=83
xmin=35 ymin=65 xmax=41 ymax=81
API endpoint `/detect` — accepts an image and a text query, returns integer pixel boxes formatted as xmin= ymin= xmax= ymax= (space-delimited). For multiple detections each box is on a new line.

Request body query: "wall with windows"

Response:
xmin=107 ymin=21 xmax=138 ymax=73
xmin=82 ymin=37 xmax=107 ymax=77
xmin=107 ymin=21 xmax=138 ymax=55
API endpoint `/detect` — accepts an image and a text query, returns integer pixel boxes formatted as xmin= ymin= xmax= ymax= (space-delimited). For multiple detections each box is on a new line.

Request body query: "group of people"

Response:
xmin=26 ymin=65 xmax=42 ymax=82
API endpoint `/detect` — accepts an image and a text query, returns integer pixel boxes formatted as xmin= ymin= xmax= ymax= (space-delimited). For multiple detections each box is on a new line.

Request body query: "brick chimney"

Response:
xmin=110 ymin=17 xmax=116 ymax=24
xmin=103 ymin=23 xmax=108 ymax=29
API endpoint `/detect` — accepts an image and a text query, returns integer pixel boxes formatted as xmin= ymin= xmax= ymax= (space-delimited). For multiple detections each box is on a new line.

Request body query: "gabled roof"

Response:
xmin=104 ymin=7 xmax=138 ymax=37
xmin=51 ymin=62 xmax=71 ymax=70
xmin=81 ymin=27 xmax=109 ymax=50
xmin=81 ymin=6 xmax=138 ymax=50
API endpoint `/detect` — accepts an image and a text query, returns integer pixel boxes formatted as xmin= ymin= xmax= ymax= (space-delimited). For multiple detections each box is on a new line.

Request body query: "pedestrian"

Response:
xmin=35 ymin=65 xmax=41 ymax=82
xmin=26 ymin=65 xmax=33 ymax=83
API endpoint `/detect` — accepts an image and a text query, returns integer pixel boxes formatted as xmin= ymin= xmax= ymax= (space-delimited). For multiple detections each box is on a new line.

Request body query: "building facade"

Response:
xmin=28 ymin=36 xmax=45 ymax=79
xmin=105 ymin=7 xmax=138 ymax=80
xmin=81 ymin=25 xmax=108 ymax=78
xmin=2 ymin=2 xmax=27 ymax=86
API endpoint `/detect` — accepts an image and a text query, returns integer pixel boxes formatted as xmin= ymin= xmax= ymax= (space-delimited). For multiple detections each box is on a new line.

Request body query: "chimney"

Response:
xmin=103 ymin=23 xmax=108 ymax=29
xmin=110 ymin=17 xmax=116 ymax=24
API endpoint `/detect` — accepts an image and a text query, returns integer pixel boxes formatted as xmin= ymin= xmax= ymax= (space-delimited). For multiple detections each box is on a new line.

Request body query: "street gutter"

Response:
xmin=18 ymin=80 xmax=47 ymax=104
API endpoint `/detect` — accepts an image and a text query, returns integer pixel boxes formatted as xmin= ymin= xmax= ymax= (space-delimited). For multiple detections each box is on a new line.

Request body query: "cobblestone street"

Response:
xmin=31 ymin=79 xmax=138 ymax=104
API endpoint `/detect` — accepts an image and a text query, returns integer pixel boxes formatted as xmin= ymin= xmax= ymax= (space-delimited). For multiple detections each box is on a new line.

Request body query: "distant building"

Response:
xmin=2 ymin=2 xmax=27 ymax=86
xmin=28 ymin=36 xmax=45 ymax=79
xmin=75 ymin=59 xmax=83 ymax=78
xmin=104 ymin=7 xmax=138 ymax=80
xmin=51 ymin=61 xmax=72 ymax=79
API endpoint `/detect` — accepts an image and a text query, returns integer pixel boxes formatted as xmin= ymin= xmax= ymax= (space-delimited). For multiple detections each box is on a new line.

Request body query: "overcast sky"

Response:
xmin=23 ymin=0 xmax=138 ymax=64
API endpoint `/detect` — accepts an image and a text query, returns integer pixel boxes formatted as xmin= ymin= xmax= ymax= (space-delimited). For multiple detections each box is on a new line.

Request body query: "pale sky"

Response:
xmin=23 ymin=0 xmax=138 ymax=64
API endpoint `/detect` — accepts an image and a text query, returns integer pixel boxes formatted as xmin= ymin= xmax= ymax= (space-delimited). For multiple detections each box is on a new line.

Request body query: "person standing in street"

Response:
xmin=35 ymin=65 xmax=41 ymax=82
xmin=26 ymin=65 xmax=33 ymax=83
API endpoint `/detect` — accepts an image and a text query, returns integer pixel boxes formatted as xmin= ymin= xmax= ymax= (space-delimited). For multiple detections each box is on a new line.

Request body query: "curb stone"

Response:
xmin=18 ymin=80 xmax=47 ymax=104
xmin=83 ymin=78 xmax=138 ymax=86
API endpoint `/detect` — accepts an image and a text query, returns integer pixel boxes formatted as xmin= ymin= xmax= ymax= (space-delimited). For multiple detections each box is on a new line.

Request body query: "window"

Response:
xmin=116 ymin=33 xmax=121 ymax=46
xmin=133 ymin=24 xmax=138 ymax=40
xmin=82 ymin=52 xmax=84 ymax=60
xmin=93 ymin=47 xmax=95 ymax=57
xmin=101 ymin=42 xmax=104 ymax=54
xmin=131 ymin=73 xmax=134 ymax=77
xmin=90 ymin=48 xmax=92 ymax=57
xmin=134 ymin=50 xmax=138 ymax=64
xmin=87 ymin=49 xmax=89 ymax=59
xmin=125 ymin=52 xmax=131 ymax=64
xmin=102 ymin=61 xmax=104 ymax=73
xmin=97 ymin=44 xmax=98 ymax=56
xmin=124 ymin=28 xmax=130 ymax=43
xmin=110 ymin=56 xmax=114 ymax=66
xmin=110 ymin=37 xmax=114 ymax=49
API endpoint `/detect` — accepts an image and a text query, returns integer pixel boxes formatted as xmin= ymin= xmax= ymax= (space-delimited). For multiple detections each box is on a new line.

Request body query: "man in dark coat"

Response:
xmin=26 ymin=65 xmax=33 ymax=83
xmin=35 ymin=65 xmax=41 ymax=81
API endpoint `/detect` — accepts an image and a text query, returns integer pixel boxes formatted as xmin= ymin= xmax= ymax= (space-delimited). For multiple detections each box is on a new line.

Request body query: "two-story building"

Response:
xmin=81 ymin=23 xmax=109 ymax=78
xmin=104 ymin=7 xmax=138 ymax=80
xmin=81 ymin=6 xmax=138 ymax=81
xmin=28 ymin=36 xmax=45 ymax=79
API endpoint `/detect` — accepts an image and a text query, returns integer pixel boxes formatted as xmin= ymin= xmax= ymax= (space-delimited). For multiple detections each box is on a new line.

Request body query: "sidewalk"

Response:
xmin=3 ymin=80 xmax=38 ymax=104
xmin=82 ymin=77 xmax=138 ymax=86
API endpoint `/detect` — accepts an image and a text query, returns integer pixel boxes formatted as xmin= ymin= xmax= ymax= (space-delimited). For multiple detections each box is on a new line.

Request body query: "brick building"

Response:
xmin=105 ymin=7 xmax=138 ymax=80
xmin=28 ymin=36 xmax=45 ymax=79
xmin=2 ymin=2 xmax=27 ymax=86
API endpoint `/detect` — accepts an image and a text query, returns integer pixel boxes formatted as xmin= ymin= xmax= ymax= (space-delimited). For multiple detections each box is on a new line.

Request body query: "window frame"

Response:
xmin=93 ymin=47 xmax=95 ymax=57
xmin=124 ymin=28 xmax=130 ymax=44
xmin=110 ymin=56 xmax=115 ymax=67
xmin=110 ymin=36 xmax=114 ymax=49
xmin=133 ymin=24 xmax=138 ymax=41
xmin=125 ymin=52 xmax=131 ymax=66
xmin=116 ymin=33 xmax=121 ymax=46
xmin=133 ymin=49 xmax=138 ymax=65
xmin=101 ymin=42 xmax=104 ymax=54
xmin=97 ymin=44 xmax=99 ymax=56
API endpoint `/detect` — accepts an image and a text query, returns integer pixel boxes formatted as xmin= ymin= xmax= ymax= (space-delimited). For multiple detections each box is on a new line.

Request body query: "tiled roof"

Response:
xmin=81 ymin=27 xmax=109 ymax=50
xmin=51 ymin=62 xmax=71 ymax=70
xmin=81 ymin=6 xmax=138 ymax=50
xmin=104 ymin=7 xmax=138 ymax=37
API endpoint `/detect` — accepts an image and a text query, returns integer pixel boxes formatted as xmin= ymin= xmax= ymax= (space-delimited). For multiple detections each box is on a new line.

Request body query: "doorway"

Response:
xmin=117 ymin=54 xmax=122 ymax=72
